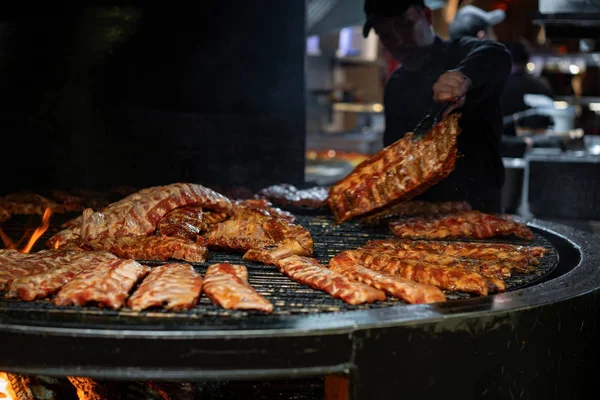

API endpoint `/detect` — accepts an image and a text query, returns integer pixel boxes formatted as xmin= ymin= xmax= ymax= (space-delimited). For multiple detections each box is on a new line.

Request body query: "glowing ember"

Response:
xmin=0 ymin=372 xmax=15 ymax=400
xmin=0 ymin=208 xmax=52 ymax=253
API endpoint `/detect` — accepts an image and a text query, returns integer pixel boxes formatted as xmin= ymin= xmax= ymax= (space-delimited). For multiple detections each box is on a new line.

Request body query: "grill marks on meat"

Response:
xmin=328 ymin=252 xmax=446 ymax=304
xmin=328 ymin=114 xmax=461 ymax=223
xmin=0 ymin=248 xmax=83 ymax=291
xmin=202 ymin=211 xmax=228 ymax=225
xmin=364 ymin=239 xmax=540 ymax=273
xmin=6 ymin=251 xmax=118 ymax=301
xmin=233 ymin=199 xmax=295 ymax=222
xmin=48 ymin=183 xmax=233 ymax=248
xmin=362 ymin=200 xmax=471 ymax=224
xmin=276 ymin=256 xmax=386 ymax=305
xmin=389 ymin=211 xmax=535 ymax=241
xmin=256 ymin=184 xmax=329 ymax=209
xmin=53 ymin=259 xmax=150 ymax=309
xmin=203 ymin=263 xmax=273 ymax=313
xmin=157 ymin=205 xmax=206 ymax=240
xmin=80 ymin=236 xmax=209 ymax=263
xmin=359 ymin=243 xmax=512 ymax=279
xmin=127 ymin=263 xmax=203 ymax=311
xmin=330 ymin=250 xmax=492 ymax=296
xmin=202 ymin=217 xmax=313 ymax=264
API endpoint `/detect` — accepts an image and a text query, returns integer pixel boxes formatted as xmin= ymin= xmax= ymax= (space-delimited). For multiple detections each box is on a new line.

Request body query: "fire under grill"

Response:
xmin=0 ymin=212 xmax=559 ymax=329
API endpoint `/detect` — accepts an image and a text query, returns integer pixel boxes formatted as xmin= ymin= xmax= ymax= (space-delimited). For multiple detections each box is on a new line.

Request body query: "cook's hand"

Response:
xmin=432 ymin=70 xmax=472 ymax=117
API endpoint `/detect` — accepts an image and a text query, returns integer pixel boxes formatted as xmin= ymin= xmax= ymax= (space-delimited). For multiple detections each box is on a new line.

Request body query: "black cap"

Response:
xmin=448 ymin=5 xmax=505 ymax=40
xmin=363 ymin=0 xmax=426 ymax=37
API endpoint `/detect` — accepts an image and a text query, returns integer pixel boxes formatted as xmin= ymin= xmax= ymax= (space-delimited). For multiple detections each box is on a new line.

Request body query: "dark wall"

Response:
xmin=0 ymin=2 xmax=306 ymax=194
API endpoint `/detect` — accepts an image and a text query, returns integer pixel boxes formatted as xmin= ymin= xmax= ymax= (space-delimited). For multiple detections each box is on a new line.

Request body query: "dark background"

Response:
xmin=0 ymin=2 xmax=306 ymax=194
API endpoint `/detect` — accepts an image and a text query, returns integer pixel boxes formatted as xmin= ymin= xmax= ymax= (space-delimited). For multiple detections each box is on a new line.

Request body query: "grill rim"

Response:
xmin=0 ymin=219 xmax=597 ymax=382
xmin=0 ymin=219 xmax=595 ymax=338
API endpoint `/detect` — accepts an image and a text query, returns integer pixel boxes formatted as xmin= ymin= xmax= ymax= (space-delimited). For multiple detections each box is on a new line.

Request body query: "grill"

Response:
xmin=0 ymin=212 xmax=558 ymax=328
xmin=0 ymin=212 xmax=598 ymax=400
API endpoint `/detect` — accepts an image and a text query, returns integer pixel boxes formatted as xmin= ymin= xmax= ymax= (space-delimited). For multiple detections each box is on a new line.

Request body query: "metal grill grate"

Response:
xmin=0 ymin=213 xmax=559 ymax=326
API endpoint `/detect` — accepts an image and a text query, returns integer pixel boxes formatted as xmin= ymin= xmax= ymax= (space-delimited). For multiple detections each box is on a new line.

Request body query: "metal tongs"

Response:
xmin=412 ymin=101 xmax=452 ymax=141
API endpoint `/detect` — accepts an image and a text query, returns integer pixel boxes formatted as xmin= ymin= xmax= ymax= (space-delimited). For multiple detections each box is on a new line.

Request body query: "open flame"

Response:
xmin=0 ymin=372 xmax=15 ymax=400
xmin=0 ymin=208 xmax=52 ymax=253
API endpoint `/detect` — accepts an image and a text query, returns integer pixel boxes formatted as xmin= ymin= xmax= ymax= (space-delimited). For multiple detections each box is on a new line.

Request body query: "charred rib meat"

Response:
xmin=80 ymin=235 xmax=209 ymax=263
xmin=389 ymin=211 xmax=535 ymax=241
xmin=127 ymin=263 xmax=203 ymax=311
xmin=48 ymin=183 xmax=233 ymax=248
xmin=53 ymin=259 xmax=150 ymax=309
xmin=275 ymin=255 xmax=386 ymax=305
xmin=203 ymin=263 xmax=273 ymax=313
xmin=328 ymin=251 xmax=446 ymax=304
xmin=328 ymin=114 xmax=461 ymax=223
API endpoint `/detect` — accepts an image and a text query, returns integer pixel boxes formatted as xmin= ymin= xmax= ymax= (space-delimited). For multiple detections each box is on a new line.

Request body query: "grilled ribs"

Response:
xmin=53 ymin=259 xmax=150 ymax=309
xmin=364 ymin=239 xmax=540 ymax=272
xmin=80 ymin=235 xmax=209 ymax=263
xmin=389 ymin=211 xmax=535 ymax=241
xmin=328 ymin=252 xmax=446 ymax=304
xmin=256 ymin=184 xmax=329 ymax=209
xmin=202 ymin=217 xmax=313 ymax=263
xmin=48 ymin=183 xmax=233 ymax=248
xmin=127 ymin=263 xmax=203 ymax=311
xmin=362 ymin=200 xmax=471 ymax=224
xmin=275 ymin=256 xmax=386 ymax=305
xmin=233 ymin=199 xmax=295 ymax=223
xmin=156 ymin=205 xmax=206 ymax=240
xmin=6 ymin=251 xmax=118 ymax=301
xmin=0 ymin=248 xmax=83 ymax=291
xmin=329 ymin=249 xmax=495 ymax=296
xmin=328 ymin=114 xmax=461 ymax=223
xmin=203 ymin=263 xmax=273 ymax=313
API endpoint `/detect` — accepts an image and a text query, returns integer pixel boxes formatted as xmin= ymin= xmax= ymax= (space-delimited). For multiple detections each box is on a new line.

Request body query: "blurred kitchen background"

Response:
xmin=304 ymin=0 xmax=600 ymax=231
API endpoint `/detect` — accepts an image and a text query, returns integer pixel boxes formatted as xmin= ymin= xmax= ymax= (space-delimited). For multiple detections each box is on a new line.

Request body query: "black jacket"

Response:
xmin=383 ymin=36 xmax=511 ymax=212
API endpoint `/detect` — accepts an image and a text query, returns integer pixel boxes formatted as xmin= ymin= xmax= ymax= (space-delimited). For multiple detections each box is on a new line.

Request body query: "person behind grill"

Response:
xmin=447 ymin=8 xmax=533 ymax=157
xmin=363 ymin=0 xmax=511 ymax=213
xmin=448 ymin=5 xmax=505 ymax=41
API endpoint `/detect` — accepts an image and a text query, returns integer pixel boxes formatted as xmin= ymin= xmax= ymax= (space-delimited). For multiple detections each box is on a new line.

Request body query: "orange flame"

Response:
xmin=21 ymin=208 xmax=52 ymax=253
xmin=0 ymin=208 xmax=52 ymax=253
xmin=0 ymin=372 xmax=15 ymax=400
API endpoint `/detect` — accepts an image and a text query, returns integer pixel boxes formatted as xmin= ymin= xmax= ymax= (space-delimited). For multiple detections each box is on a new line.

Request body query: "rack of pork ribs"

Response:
xmin=0 ymin=180 xmax=550 ymax=314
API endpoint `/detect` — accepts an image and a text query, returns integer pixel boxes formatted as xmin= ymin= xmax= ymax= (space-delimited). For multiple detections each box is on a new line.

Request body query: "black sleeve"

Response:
xmin=500 ymin=135 xmax=527 ymax=158
xmin=453 ymin=38 xmax=512 ymax=104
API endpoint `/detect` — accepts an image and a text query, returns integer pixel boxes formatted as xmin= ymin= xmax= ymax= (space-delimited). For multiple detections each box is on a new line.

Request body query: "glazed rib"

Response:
xmin=364 ymin=239 xmax=539 ymax=272
xmin=0 ymin=248 xmax=83 ymax=291
xmin=275 ymin=256 xmax=386 ymax=305
xmin=330 ymin=250 xmax=493 ymax=296
xmin=357 ymin=243 xmax=512 ymax=278
xmin=328 ymin=251 xmax=446 ymax=304
xmin=362 ymin=200 xmax=471 ymax=224
xmin=53 ymin=259 xmax=150 ymax=309
xmin=6 ymin=251 xmax=118 ymax=301
xmin=389 ymin=211 xmax=535 ymax=241
xmin=80 ymin=235 xmax=209 ymax=263
xmin=48 ymin=183 xmax=233 ymax=248
xmin=233 ymin=199 xmax=295 ymax=223
xmin=328 ymin=114 xmax=461 ymax=222
xmin=203 ymin=263 xmax=273 ymax=313
xmin=202 ymin=217 xmax=313 ymax=264
xmin=127 ymin=263 xmax=203 ymax=311
xmin=157 ymin=205 xmax=206 ymax=240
